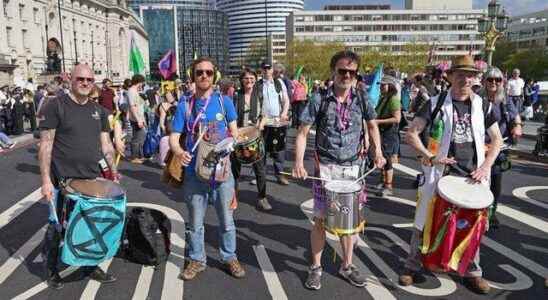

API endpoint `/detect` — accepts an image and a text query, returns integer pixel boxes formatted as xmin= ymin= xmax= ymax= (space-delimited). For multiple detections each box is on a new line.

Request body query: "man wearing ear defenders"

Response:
xmin=169 ymin=57 xmax=245 ymax=281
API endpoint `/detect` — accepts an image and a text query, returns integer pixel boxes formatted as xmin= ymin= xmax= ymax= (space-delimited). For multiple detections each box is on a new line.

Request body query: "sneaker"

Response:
xmin=382 ymin=187 xmax=394 ymax=197
xmin=179 ymin=260 xmax=206 ymax=281
xmin=339 ymin=264 xmax=366 ymax=287
xmin=250 ymin=179 xmax=257 ymax=185
xmin=257 ymin=198 xmax=272 ymax=211
xmin=276 ymin=174 xmax=289 ymax=186
xmin=7 ymin=141 xmax=16 ymax=149
xmin=47 ymin=273 xmax=64 ymax=290
xmin=464 ymin=276 xmax=491 ymax=294
xmin=88 ymin=267 xmax=117 ymax=283
xmin=304 ymin=265 xmax=322 ymax=290
xmin=225 ymin=259 xmax=246 ymax=278
xmin=398 ymin=268 xmax=416 ymax=286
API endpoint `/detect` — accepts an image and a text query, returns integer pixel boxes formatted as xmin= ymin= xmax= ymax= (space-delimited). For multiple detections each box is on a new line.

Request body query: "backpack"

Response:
xmin=121 ymin=207 xmax=171 ymax=267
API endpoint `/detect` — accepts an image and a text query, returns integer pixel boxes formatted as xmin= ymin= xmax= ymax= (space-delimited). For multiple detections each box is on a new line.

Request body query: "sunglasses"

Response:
xmin=262 ymin=66 xmax=272 ymax=70
xmin=337 ymin=68 xmax=358 ymax=77
xmin=195 ymin=69 xmax=214 ymax=77
xmin=486 ymin=77 xmax=502 ymax=83
xmin=76 ymin=77 xmax=94 ymax=83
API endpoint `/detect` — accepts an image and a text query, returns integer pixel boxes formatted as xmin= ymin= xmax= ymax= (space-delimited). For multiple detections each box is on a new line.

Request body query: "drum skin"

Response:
xmin=234 ymin=126 xmax=265 ymax=164
xmin=65 ymin=178 xmax=125 ymax=199
xmin=324 ymin=180 xmax=364 ymax=235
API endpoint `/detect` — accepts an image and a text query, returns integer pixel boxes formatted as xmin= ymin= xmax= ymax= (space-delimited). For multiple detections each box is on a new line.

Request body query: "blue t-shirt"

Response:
xmin=171 ymin=92 xmax=237 ymax=174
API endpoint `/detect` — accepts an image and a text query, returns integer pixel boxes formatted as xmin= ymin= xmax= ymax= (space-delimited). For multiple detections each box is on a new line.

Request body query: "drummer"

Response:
xmin=401 ymin=55 xmax=503 ymax=294
xmin=231 ymin=68 xmax=270 ymax=210
xmin=292 ymin=50 xmax=386 ymax=290
xmin=38 ymin=64 xmax=118 ymax=289
xmin=251 ymin=61 xmax=291 ymax=185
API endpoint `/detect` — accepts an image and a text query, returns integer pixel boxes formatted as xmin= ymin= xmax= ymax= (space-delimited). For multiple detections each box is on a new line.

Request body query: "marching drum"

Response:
xmin=263 ymin=118 xmax=289 ymax=153
xmin=421 ymin=175 xmax=493 ymax=275
xmin=234 ymin=126 xmax=265 ymax=164
xmin=324 ymin=180 xmax=365 ymax=235
xmin=60 ymin=178 xmax=127 ymax=266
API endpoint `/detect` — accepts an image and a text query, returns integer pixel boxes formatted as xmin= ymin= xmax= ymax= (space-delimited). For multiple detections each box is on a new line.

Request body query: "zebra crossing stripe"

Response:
xmin=0 ymin=188 xmax=42 ymax=229
xmin=252 ymin=244 xmax=288 ymax=300
xmin=0 ymin=225 xmax=47 ymax=285
xmin=131 ymin=266 xmax=155 ymax=300
xmin=80 ymin=259 xmax=114 ymax=300
xmin=11 ymin=266 xmax=79 ymax=300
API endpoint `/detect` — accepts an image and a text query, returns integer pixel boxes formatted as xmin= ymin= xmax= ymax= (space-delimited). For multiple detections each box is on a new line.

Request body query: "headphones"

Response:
xmin=189 ymin=59 xmax=221 ymax=85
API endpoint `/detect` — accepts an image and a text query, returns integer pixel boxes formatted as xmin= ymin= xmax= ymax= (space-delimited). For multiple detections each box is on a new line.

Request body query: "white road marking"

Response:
xmin=392 ymin=223 xmax=414 ymax=228
xmin=0 ymin=225 xmax=47 ymax=285
xmin=485 ymin=265 xmax=533 ymax=291
xmin=522 ymin=243 xmax=548 ymax=255
xmin=132 ymin=266 xmax=155 ymax=300
xmin=127 ymin=203 xmax=185 ymax=300
xmin=512 ymin=186 xmax=548 ymax=210
xmin=80 ymin=259 xmax=114 ymax=300
xmin=0 ymin=188 xmax=42 ymax=229
xmin=300 ymin=200 xmax=397 ymax=300
xmin=363 ymin=226 xmax=457 ymax=296
xmin=252 ymin=244 xmax=288 ymax=300
xmin=11 ymin=266 xmax=79 ymax=300
xmin=392 ymin=163 xmax=548 ymax=234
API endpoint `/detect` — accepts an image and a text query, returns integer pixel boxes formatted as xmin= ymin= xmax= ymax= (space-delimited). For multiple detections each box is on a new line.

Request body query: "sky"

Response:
xmin=305 ymin=0 xmax=548 ymax=17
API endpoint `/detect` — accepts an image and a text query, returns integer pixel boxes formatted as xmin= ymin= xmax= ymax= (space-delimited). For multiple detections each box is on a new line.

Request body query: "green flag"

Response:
xmin=129 ymin=35 xmax=145 ymax=75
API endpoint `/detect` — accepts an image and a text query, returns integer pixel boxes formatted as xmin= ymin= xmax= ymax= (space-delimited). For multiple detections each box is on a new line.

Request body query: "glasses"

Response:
xmin=337 ymin=68 xmax=358 ymax=77
xmin=262 ymin=66 xmax=272 ymax=70
xmin=76 ymin=77 xmax=94 ymax=83
xmin=195 ymin=69 xmax=214 ymax=77
xmin=486 ymin=77 xmax=502 ymax=83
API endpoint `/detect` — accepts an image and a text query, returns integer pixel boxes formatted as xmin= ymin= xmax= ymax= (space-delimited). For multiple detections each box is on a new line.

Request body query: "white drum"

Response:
xmin=437 ymin=175 xmax=494 ymax=209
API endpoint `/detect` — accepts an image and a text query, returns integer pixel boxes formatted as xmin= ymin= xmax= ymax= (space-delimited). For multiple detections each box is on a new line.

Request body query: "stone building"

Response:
xmin=0 ymin=0 xmax=149 ymax=86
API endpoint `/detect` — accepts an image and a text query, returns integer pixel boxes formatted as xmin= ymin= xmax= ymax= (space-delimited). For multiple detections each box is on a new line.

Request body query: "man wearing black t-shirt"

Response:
xmin=401 ymin=55 xmax=502 ymax=294
xmin=39 ymin=64 xmax=118 ymax=289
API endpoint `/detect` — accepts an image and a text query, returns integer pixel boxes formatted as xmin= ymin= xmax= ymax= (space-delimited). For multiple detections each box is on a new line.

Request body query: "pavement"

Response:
xmin=0 ymin=129 xmax=546 ymax=299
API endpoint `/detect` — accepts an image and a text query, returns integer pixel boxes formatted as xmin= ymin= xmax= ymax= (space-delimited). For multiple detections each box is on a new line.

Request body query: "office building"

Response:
xmin=507 ymin=9 xmax=548 ymax=50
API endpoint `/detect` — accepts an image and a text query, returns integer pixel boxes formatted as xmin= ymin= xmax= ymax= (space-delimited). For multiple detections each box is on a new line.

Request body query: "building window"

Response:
xmin=22 ymin=29 xmax=28 ymax=48
xmin=3 ymin=0 xmax=8 ymax=17
xmin=33 ymin=7 xmax=39 ymax=23
xmin=18 ymin=3 xmax=23 ymax=20
xmin=6 ymin=26 xmax=14 ymax=47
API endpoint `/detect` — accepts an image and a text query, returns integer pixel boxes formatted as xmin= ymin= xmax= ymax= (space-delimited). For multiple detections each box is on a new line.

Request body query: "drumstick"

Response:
xmin=191 ymin=129 xmax=208 ymax=153
xmin=351 ymin=167 xmax=377 ymax=185
xmin=279 ymin=172 xmax=329 ymax=182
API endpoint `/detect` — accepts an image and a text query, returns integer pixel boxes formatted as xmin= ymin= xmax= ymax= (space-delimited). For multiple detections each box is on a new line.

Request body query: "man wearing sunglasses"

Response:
xmin=293 ymin=50 xmax=386 ymax=290
xmin=39 ymin=64 xmax=118 ymax=289
xmin=402 ymin=55 xmax=503 ymax=294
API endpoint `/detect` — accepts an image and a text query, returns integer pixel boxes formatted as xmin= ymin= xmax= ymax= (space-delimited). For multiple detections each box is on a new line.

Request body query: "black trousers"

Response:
xmin=231 ymin=155 xmax=267 ymax=199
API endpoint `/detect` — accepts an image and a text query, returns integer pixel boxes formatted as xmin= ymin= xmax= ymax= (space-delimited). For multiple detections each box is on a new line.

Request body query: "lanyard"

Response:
xmin=186 ymin=94 xmax=213 ymax=136
xmin=335 ymin=91 xmax=352 ymax=130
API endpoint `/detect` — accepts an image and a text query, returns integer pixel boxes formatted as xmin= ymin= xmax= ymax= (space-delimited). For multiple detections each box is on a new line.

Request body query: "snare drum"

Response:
xmin=60 ymin=178 xmax=127 ymax=266
xmin=234 ymin=126 xmax=265 ymax=164
xmin=264 ymin=118 xmax=289 ymax=153
xmin=324 ymin=180 xmax=365 ymax=235
xmin=421 ymin=175 xmax=493 ymax=275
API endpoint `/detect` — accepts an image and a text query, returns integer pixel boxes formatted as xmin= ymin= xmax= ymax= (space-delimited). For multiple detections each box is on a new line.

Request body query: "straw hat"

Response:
xmin=448 ymin=55 xmax=480 ymax=73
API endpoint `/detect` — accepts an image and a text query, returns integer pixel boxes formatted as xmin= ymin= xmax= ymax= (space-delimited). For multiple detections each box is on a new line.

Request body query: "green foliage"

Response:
xmin=283 ymin=39 xmax=346 ymax=80
xmin=241 ymin=38 xmax=268 ymax=70
xmin=360 ymin=43 xmax=429 ymax=74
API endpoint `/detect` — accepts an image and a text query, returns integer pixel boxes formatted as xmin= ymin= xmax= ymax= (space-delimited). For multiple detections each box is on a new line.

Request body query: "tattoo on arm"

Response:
xmin=39 ymin=129 xmax=56 ymax=183
xmin=101 ymin=132 xmax=117 ymax=173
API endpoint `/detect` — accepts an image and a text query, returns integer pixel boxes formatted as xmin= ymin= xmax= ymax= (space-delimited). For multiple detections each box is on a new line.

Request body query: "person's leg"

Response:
xmin=158 ymin=136 xmax=170 ymax=166
xmin=463 ymin=248 xmax=490 ymax=294
xmin=44 ymin=189 xmax=63 ymax=288
xmin=253 ymin=159 xmax=267 ymax=199
xmin=130 ymin=122 xmax=140 ymax=159
xmin=272 ymin=150 xmax=288 ymax=184
xmin=0 ymin=131 xmax=13 ymax=147
xmin=136 ymin=127 xmax=146 ymax=159
xmin=231 ymin=155 xmax=241 ymax=197
xmin=185 ymin=177 xmax=209 ymax=264
xmin=339 ymin=233 xmax=366 ymax=287
xmin=490 ymin=172 xmax=502 ymax=227
xmin=310 ymin=218 xmax=326 ymax=267
xmin=399 ymin=228 xmax=424 ymax=285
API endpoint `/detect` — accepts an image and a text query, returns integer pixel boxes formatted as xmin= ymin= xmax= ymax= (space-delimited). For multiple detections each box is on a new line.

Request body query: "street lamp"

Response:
xmin=478 ymin=0 xmax=509 ymax=65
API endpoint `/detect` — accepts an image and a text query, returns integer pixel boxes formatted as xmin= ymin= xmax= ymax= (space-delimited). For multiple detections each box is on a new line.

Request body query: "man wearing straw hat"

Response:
xmin=401 ymin=55 xmax=503 ymax=294
xmin=292 ymin=50 xmax=386 ymax=290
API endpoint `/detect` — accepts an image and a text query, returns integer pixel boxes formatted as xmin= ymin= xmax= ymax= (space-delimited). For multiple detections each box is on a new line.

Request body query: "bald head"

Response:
xmin=71 ymin=64 xmax=95 ymax=98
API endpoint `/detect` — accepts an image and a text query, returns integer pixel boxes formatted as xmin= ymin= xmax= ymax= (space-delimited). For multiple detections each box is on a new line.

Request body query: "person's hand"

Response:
xmin=176 ymin=150 xmax=193 ymax=166
xmin=359 ymin=139 xmax=370 ymax=157
xmin=511 ymin=125 xmax=523 ymax=139
xmin=138 ymin=121 xmax=145 ymax=129
xmin=292 ymin=162 xmax=308 ymax=179
xmin=114 ymin=139 xmax=125 ymax=155
xmin=470 ymin=164 xmax=490 ymax=182
xmin=432 ymin=156 xmax=457 ymax=166
xmin=112 ymin=172 xmax=121 ymax=183
xmin=41 ymin=180 xmax=54 ymax=203
xmin=373 ymin=153 xmax=386 ymax=169
xmin=281 ymin=113 xmax=289 ymax=122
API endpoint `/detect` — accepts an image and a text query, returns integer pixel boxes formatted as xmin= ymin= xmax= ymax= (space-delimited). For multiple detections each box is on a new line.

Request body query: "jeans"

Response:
xmin=130 ymin=121 xmax=146 ymax=159
xmin=0 ymin=131 xmax=13 ymax=148
xmin=231 ymin=155 xmax=267 ymax=199
xmin=509 ymin=96 xmax=523 ymax=114
xmin=404 ymin=228 xmax=482 ymax=278
xmin=264 ymin=150 xmax=286 ymax=176
xmin=183 ymin=173 xmax=237 ymax=264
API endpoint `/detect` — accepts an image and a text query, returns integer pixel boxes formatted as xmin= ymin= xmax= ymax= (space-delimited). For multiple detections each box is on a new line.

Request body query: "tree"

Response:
xmin=241 ymin=38 xmax=268 ymax=70
xmin=283 ymin=39 xmax=346 ymax=80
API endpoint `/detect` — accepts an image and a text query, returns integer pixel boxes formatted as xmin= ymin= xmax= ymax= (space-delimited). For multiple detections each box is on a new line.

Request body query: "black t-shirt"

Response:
xmin=416 ymin=97 xmax=497 ymax=172
xmin=39 ymin=94 xmax=109 ymax=181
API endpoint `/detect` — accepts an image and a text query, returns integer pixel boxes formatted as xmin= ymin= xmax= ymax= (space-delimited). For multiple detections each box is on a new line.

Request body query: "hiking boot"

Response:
xmin=179 ymin=260 xmax=206 ymax=281
xmin=339 ymin=264 xmax=366 ymax=287
xmin=304 ymin=265 xmax=322 ymax=290
xmin=47 ymin=273 xmax=64 ymax=290
xmin=398 ymin=268 xmax=416 ymax=286
xmin=88 ymin=267 xmax=117 ymax=283
xmin=464 ymin=276 xmax=491 ymax=294
xmin=225 ymin=259 xmax=245 ymax=278
xmin=257 ymin=198 xmax=272 ymax=211
xmin=276 ymin=174 xmax=289 ymax=185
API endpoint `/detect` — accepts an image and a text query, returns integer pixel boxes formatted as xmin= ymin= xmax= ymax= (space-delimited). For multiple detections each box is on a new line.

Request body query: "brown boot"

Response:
xmin=464 ymin=276 xmax=491 ymax=294
xmin=398 ymin=268 xmax=416 ymax=286
xmin=276 ymin=174 xmax=289 ymax=185
xmin=225 ymin=259 xmax=246 ymax=278
xmin=179 ymin=260 xmax=206 ymax=281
